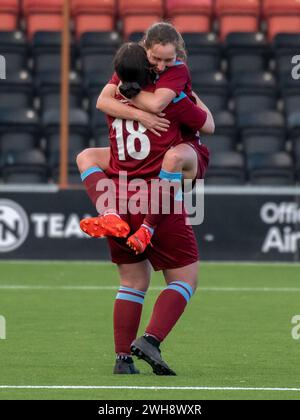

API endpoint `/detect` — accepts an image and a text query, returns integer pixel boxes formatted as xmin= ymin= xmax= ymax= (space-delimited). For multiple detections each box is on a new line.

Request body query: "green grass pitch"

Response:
xmin=0 ymin=261 xmax=300 ymax=400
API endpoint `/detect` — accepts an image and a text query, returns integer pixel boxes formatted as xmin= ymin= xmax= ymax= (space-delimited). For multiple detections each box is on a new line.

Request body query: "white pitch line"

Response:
xmin=1 ymin=260 xmax=300 ymax=267
xmin=0 ymin=285 xmax=300 ymax=292
xmin=0 ymin=385 xmax=300 ymax=392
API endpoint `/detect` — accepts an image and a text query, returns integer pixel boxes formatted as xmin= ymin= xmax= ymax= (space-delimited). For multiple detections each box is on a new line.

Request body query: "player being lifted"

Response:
xmin=78 ymin=42 xmax=214 ymax=375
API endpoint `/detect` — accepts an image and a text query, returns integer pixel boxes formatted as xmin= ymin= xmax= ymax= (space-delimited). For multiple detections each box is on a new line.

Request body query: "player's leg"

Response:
xmin=127 ymin=143 xmax=198 ymax=253
xmin=113 ymin=260 xmax=151 ymax=374
xmin=145 ymin=261 xmax=198 ymax=342
xmin=77 ymin=147 xmax=130 ymax=238
xmin=131 ymin=262 xmax=198 ymax=375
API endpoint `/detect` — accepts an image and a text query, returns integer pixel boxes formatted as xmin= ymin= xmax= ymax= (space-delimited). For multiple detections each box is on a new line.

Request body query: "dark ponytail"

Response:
xmin=119 ymin=82 xmax=142 ymax=99
xmin=113 ymin=42 xmax=154 ymax=99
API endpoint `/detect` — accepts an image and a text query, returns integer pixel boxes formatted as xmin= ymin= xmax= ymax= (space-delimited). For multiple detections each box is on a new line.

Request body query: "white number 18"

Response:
xmin=112 ymin=119 xmax=151 ymax=161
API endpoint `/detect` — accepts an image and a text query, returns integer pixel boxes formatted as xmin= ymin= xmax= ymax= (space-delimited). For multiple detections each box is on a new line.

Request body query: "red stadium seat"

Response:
xmin=263 ymin=0 xmax=300 ymax=41
xmin=0 ymin=0 xmax=19 ymax=31
xmin=22 ymin=0 xmax=64 ymax=39
xmin=71 ymin=0 xmax=116 ymax=39
xmin=215 ymin=0 xmax=261 ymax=41
xmin=118 ymin=0 xmax=163 ymax=38
xmin=166 ymin=0 xmax=213 ymax=33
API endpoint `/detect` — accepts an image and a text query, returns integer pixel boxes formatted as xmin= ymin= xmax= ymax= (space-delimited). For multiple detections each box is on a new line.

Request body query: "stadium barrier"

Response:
xmin=0 ymin=185 xmax=300 ymax=262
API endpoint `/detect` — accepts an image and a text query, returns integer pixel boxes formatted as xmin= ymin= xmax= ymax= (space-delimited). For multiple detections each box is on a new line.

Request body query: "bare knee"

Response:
xmin=163 ymin=148 xmax=184 ymax=172
xmin=76 ymin=148 xmax=96 ymax=172
xmin=118 ymin=262 xmax=151 ymax=292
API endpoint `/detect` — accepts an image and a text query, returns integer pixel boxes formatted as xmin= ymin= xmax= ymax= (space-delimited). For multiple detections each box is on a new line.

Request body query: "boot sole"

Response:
xmin=131 ymin=344 xmax=176 ymax=376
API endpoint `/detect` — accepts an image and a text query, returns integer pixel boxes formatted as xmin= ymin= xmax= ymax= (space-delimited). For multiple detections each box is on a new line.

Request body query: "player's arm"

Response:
xmin=192 ymin=91 xmax=215 ymax=134
xmin=96 ymin=83 xmax=170 ymax=137
xmin=130 ymin=88 xmax=176 ymax=114
xmin=176 ymin=96 xmax=215 ymax=134
xmin=130 ymin=65 xmax=188 ymax=114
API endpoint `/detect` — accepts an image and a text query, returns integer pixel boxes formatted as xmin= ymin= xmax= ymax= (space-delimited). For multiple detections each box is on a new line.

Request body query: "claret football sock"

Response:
xmin=143 ymin=169 xmax=183 ymax=229
xmin=145 ymin=280 xmax=194 ymax=342
xmin=80 ymin=166 xmax=117 ymax=215
xmin=114 ymin=286 xmax=146 ymax=355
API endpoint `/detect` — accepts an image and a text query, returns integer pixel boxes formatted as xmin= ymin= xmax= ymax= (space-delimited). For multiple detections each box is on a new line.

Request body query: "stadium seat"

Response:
xmin=293 ymin=138 xmax=300 ymax=181
xmin=238 ymin=111 xmax=286 ymax=142
xmin=273 ymin=33 xmax=300 ymax=78
xmin=213 ymin=110 xmax=237 ymax=143
xmin=91 ymin=110 xmax=109 ymax=140
xmin=205 ymin=151 xmax=246 ymax=185
xmin=0 ymin=31 xmax=27 ymax=73
xmin=166 ymin=0 xmax=213 ymax=33
xmin=280 ymin=75 xmax=300 ymax=119
xmin=0 ymin=71 xmax=33 ymax=111
xmin=1 ymin=149 xmax=48 ymax=184
xmin=215 ymin=0 xmax=261 ymax=41
xmin=49 ymin=149 xmax=82 ymax=185
xmin=35 ymin=71 xmax=83 ymax=115
xmin=0 ymin=108 xmax=40 ymax=138
xmin=81 ymin=53 xmax=115 ymax=84
xmin=192 ymin=72 xmax=228 ymax=112
xmin=71 ymin=0 xmax=116 ymax=39
xmin=0 ymin=132 xmax=38 ymax=153
xmin=201 ymin=134 xmax=235 ymax=153
xmin=263 ymin=0 xmax=300 ymax=41
xmin=225 ymin=32 xmax=269 ymax=76
xmin=128 ymin=32 xmax=145 ymax=43
xmin=79 ymin=31 xmax=121 ymax=55
xmin=0 ymin=107 xmax=40 ymax=154
xmin=31 ymin=32 xmax=75 ymax=76
xmin=287 ymin=111 xmax=300 ymax=141
xmin=22 ymin=0 xmax=64 ymax=39
xmin=247 ymin=152 xmax=294 ymax=185
xmin=42 ymin=109 xmax=90 ymax=155
xmin=118 ymin=0 xmax=163 ymax=38
xmin=231 ymin=72 xmax=278 ymax=115
xmin=0 ymin=0 xmax=19 ymax=31
xmin=243 ymin=136 xmax=285 ymax=156
xmin=184 ymin=33 xmax=221 ymax=73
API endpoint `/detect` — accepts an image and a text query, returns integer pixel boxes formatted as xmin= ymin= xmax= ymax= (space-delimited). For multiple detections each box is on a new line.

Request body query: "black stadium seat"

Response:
xmin=81 ymin=54 xmax=115 ymax=84
xmin=1 ymin=149 xmax=48 ymax=184
xmin=35 ymin=71 xmax=83 ymax=114
xmin=232 ymin=72 xmax=277 ymax=115
xmin=42 ymin=109 xmax=90 ymax=155
xmin=247 ymin=152 xmax=294 ymax=185
xmin=287 ymin=111 xmax=300 ymax=141
xmin=0 ymin=109 xmax=40 ymax=137
xmin=225 ymin=32 xmax=269 ymax=76
xmin=183 ymin=32 xmax=221 ymax=73
xmin=280 ymin=75 xmax=300 ymax=119
xmin=128 ymin=32 xmax=144 ymax=43
xmin=0 ymin=31 xmax=28 ymax=72
xmin=238 ymin=111 xmax=286 ymax=143
xmin=31 ymin=31 xmax=75 ymax=75
xmin=205 ymin=151 xmax=246 ymax=185
xmin=192 ymin=72 xmax=228 ymax=112
xmin=273 ymin=33 xmax=300 ymax=78
xmin=243 ymin=136 xmax=285 ymax=156
xmin=213 ymin=111 xmax=237 ymax=142
xmin=91 ymin=110 xmax=109 ymax=140
xmin=79 ymin=31 xmax=121 ymax=54
xmin=0 ymin=71 xmax=33 ymax=110
xmin=49 ymin=149 xmax=80 ymax=185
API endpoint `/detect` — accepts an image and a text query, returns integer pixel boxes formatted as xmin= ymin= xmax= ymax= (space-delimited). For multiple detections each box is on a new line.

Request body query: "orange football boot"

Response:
xmin=80 ymin=214 xmax=130 ymax=238
xmin=126 ymin=225 xmax=153 ymax=254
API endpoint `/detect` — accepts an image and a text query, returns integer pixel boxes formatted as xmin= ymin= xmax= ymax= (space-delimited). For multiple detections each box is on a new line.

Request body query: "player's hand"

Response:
xmin=138 ymin=111 xmax=170 ymax=137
